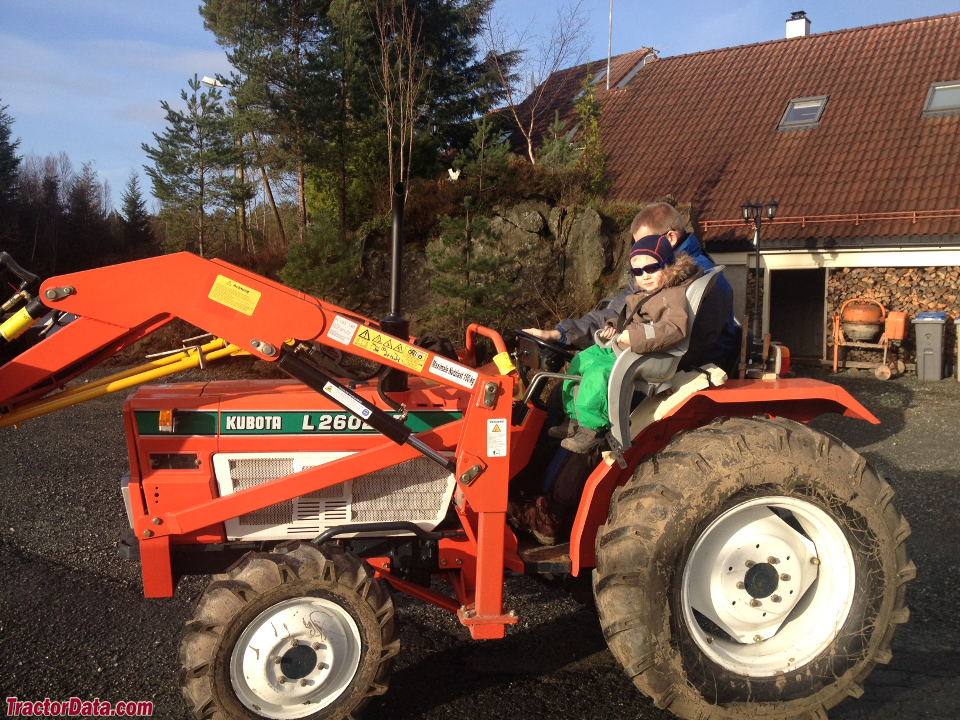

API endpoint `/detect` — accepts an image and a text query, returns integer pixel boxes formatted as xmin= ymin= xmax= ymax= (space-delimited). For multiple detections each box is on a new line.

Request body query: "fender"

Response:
xmin=568 ymin=377 xmax=879 ymax=574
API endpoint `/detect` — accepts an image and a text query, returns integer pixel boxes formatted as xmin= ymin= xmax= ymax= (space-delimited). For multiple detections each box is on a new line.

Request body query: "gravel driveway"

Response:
xmin=1 ymin=365 xmax=957 ymax=719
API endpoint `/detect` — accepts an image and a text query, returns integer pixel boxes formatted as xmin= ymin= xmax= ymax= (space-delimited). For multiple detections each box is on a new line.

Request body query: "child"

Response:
xmin=550 ymin=233 xmax=702 ymax=452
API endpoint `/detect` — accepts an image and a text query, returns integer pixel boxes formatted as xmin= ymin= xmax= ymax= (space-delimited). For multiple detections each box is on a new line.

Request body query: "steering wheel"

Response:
xmin=514 ymin=329 xmax=576 ymax=363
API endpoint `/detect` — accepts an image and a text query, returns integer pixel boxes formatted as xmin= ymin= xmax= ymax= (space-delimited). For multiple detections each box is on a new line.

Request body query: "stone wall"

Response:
xmin=411 ymin=201 xmax=633 ymax=333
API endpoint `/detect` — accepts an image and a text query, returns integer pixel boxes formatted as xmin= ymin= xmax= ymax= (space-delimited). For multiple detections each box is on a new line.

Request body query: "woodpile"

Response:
xmin=827 ymin=266 xmax=959 ymax=370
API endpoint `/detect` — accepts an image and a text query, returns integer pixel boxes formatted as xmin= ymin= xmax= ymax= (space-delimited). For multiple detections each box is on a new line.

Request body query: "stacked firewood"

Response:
xmin=827 ymin=266 xmax=959 ymax=370
xmin=827 ymin=267 xmax=959 ymax=316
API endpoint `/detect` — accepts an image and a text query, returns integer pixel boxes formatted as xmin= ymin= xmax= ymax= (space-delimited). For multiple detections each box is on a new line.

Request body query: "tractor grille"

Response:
xmin=213 ymin=453 xmax=454 ymax=541
xmin=230 ymin=458 xmax=295 ymax=526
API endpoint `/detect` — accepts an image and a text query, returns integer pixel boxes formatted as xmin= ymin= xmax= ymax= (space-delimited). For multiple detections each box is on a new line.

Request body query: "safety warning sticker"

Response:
xmin=327 ymin=315 xmax=358 ymax=346
xmin=487 ymin=418 xmax=507 ymax=457
xmin=322 ymin=382 xmax=372 ymax=419
xmin=429 ymin=356 xmax=478 ymax=389
xmin=352 ymin=328 xmax=427 ymax=372
xmin=208 ymin=275 xmax=262 ymax=316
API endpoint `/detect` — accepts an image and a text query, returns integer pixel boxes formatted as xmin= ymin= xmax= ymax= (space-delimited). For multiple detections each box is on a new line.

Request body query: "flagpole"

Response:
xmin=607 ymin=0 xmax=613 ymax=89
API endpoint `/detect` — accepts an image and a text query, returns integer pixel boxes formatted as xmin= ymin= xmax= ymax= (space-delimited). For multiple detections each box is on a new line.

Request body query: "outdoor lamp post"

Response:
xmin=740 ymin=198 xmax=778 ymax=338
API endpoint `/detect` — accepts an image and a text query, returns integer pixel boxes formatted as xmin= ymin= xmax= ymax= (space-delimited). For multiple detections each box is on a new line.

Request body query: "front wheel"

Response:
xmin=180 ymin=541 xmax=398 ymax=720
xmin=594 ymin=417 xmax=914 ymax=719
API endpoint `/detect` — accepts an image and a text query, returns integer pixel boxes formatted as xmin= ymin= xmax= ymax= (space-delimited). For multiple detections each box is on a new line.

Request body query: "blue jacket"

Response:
xmin=558 ymin=233 xmax=738 ymax=368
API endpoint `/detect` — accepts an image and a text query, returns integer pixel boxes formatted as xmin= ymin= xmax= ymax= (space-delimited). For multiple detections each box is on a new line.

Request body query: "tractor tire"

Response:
xmin=180 ymin=541 xmax=398 ymax=720
xmin=594 ymin=416 xmax=914 ymax=720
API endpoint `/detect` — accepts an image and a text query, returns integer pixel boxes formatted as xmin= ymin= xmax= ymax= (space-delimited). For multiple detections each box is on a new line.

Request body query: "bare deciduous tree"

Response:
xmin=483 ymin=1 xmax=591 ymax=165
xmin=370 ymin=0 xmax=432 ymax=200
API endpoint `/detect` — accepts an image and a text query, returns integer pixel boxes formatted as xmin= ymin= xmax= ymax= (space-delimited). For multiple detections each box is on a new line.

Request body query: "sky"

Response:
xmin=1 ymin=0 xmax=958 ymax=211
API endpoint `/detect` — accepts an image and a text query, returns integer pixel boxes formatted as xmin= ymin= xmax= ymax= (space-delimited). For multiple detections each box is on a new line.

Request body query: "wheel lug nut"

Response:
xmin=753 ymin=635 xmax=763 ymax=643
xmin=772 ymin=595 xmax=782 ymax=603
xmin=300 ymin=679 xmax=308 ymax=687
xmin=290 ymin=639 xmax=299 ymax=647
xmin=767 ymin=556 xmax=778 ymax=564
xmin=811 ymin=557 xmax=821 ymax=566
xmin=745 ymin=560 xmax=755 ymax=568
xmin=780 ymin=573 xmax=791 ymax=582
xmin=749 ymin=598 xmax=760 ymax=607
xmin=317 ymin=662 xmax=327 ymax=670
xmin=312 ymin=642 xmax=321 ymax=650
xmin=273 ymin=657 xmax=281 ymax=664
xmin=736 ymin=581 xmax=745 ymax=589
xmin=278 ymin=675 xmax=286 ymax=684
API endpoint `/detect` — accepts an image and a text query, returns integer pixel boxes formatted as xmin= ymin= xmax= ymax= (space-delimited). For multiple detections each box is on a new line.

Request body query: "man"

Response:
xmin=523 ymin=201 xmax=738 ymax=371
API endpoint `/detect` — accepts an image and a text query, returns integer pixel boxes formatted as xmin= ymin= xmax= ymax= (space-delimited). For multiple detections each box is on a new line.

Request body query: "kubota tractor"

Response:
xmin=0 ymin=244 xmax=912 ymax=720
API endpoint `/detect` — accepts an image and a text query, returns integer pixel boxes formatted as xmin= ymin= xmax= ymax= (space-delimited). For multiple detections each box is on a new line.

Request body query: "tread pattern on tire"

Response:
xmin=594 ymin=416 xmax=913 ymax=720
xmin=180 ymin=541 xmax=397 ymax=720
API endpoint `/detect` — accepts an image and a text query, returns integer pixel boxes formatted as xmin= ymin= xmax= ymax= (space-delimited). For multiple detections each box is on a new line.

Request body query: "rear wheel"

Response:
xmin=594 ymin=417 xmax=914 ymax=719
xmin=180 ymin=541 xmax=398 ymax=720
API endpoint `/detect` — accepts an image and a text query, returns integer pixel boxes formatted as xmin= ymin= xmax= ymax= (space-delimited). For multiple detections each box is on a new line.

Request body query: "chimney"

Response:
xmin=786 ymin=10 xmax=811 ymax=38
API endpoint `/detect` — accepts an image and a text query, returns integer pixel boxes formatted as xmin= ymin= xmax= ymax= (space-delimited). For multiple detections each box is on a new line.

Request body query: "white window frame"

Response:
xmin=922 ymin=80 xmax=960 ymax=118
xmin=778 ymin=95 xmax=829 ymax=131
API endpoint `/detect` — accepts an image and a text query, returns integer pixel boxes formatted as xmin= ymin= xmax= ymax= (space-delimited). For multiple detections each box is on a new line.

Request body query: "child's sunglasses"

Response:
xmin=630 ymin=260 xmax=665 ymax=277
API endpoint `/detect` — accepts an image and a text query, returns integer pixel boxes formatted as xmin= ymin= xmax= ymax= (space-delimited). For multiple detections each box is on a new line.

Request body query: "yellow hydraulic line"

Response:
xmin=75 ymin=337 xmax=230 ymax=392
xmin=0 ymin=342 xmax=246 ymax=429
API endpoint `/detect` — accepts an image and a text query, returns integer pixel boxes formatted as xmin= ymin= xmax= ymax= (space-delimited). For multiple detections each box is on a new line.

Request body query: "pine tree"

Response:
xmin=0 ymin=102 xmax=21 ymax=210
xmin=61 ymin=163 xmax=110 ymax=271
xmin=202 ymin=0 xmax=328 ymax=242
xmin=0 ymin=102 xmax=22 ymax=249
xmin=457 ymin=116 xmax=511 ymax=199
xmin=142 ymin=75 xmax=236 ymax=257
xmin=120 ymin=172 xmax=153 ymax=249
xmin=536 ymin=111 xmax=578 ymax=170
xmin=573 ymin=75 xmax=607 ymax=196
xmin=429 ymin=119 xmax=516 ymax=335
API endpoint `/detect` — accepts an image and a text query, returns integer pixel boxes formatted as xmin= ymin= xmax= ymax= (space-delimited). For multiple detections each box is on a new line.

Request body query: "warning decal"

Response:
xmin=208 ymin=275 xmax=261 ymax=316
xmin=352 ymin=328 xmax=427 ymax=372
xmin=487 ymin=418 xmax=508 ymax=457
xmin=322 ymin=382 xmax=372 ymax=419
xmin=327 ymin=315 xmax=358 ymax=346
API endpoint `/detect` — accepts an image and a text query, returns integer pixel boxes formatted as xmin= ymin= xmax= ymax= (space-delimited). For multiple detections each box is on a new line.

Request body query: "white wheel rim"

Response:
xmin=230 ymin=597 xmax=362 ymax=719
xmin=680 ymin=496 xmax=856 ymax=677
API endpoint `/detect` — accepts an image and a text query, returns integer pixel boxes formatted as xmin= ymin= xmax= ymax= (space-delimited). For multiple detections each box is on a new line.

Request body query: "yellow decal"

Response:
xmin=208 ymin=275 xmax=261 ymax=316
xmin=353 ymin=328 xmax=427 ymax=372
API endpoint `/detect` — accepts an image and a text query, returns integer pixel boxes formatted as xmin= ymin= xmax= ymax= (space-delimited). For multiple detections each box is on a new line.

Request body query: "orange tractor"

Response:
xmin=0 ymin=242 xmax=912 ymax=720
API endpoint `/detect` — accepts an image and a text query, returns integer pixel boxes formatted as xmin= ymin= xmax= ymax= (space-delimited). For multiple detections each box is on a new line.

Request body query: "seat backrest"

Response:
xmin=604 ymin=266 xmax=724 ymax=450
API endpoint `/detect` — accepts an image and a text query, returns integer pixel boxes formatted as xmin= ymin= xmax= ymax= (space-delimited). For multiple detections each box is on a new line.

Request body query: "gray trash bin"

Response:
xmin=912 ymin=311 xmax=946 ymax=381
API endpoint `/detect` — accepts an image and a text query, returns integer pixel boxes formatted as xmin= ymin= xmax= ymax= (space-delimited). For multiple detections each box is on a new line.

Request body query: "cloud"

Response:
xmin=0 ymin=34 xmax=112 ymax=100
xmin=116 ymin=102 xmax=168 ymax=125
xmin=80 ymin=38 xmax=232 ymax=80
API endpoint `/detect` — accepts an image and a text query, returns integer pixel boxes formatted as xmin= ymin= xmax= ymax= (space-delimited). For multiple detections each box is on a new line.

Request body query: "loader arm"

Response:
xmin=1 ymin=252 xmax=494 ymax=408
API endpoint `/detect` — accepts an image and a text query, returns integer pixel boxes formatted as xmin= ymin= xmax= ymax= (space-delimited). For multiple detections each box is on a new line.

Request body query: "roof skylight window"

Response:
xmin=574 ymin=70 xmax=607 ymax=100
xmin=923 ymin=81 xmax=960 ymax=117
xmin=778 ymin=95 xmax=828 ymax=131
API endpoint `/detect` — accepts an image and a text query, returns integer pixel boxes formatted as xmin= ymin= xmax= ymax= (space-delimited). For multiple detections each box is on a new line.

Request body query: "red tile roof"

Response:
xmin=505 ymin=47 xmax=655 ymax=154
xmin=591 ymin=13 xmax=960 ymax=244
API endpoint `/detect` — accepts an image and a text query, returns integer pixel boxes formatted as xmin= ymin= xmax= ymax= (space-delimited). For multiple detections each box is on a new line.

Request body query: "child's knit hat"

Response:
xmin=630 ymin=234 xmax=675 ymax=264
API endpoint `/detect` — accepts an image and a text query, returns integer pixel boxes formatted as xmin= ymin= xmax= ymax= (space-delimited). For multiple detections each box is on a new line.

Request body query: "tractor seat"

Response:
xmin=596 ymin=266 xmax=724 ymax=452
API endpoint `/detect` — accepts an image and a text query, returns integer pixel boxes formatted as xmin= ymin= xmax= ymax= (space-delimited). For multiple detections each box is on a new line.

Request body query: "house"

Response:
xmin=520 ymin=12 xmax=960 ymax=369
